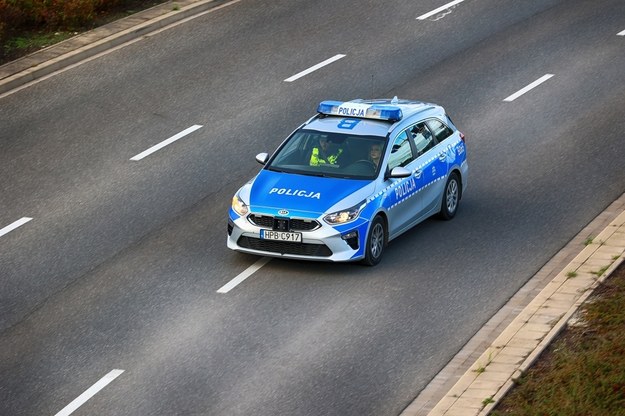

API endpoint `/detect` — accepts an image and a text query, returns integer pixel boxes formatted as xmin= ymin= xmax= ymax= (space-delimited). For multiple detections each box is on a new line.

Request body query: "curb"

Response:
xmin=403 ymin=191 xmax=625 ymax=416
xmin=0 ymin=0 xmax=229 ymax=95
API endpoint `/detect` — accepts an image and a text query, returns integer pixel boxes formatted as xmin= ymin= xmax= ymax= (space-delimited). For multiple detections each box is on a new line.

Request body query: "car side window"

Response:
xmin=426 ymin=119 xmax=454 ymax=142
xmin=409 ymin=122 xmax=435 ymax=156
xmin=387 ymin=131 xmax=415 ymax=170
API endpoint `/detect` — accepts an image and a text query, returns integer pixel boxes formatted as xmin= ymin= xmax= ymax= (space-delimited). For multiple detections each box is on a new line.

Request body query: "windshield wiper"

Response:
xmin=266 ymin=166 xmax=287 ymax=173
xmin=267 ymin=166 xmax=342 ymax=178
xmin=303 ymin=171 xmax=333 ymax=178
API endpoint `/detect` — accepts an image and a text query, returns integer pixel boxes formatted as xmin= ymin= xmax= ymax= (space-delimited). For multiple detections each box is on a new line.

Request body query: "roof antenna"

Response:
xmin=391 ymin=96 xmax=399 ymax=104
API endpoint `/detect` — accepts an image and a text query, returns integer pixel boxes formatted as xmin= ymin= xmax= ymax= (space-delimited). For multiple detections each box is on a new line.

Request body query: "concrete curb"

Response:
xmin=403 ymin=191 xmax=625 ymax=416
xmin=0 ymin=0 xmax=229 ymax=95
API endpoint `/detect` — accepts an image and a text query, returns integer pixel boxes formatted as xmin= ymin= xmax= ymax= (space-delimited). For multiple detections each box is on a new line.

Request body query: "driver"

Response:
xmin=310 ymin=137 xmax=343 ymax=166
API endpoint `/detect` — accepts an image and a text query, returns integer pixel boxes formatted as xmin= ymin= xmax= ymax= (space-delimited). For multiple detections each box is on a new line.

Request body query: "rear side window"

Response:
xmin=409 ymin=122 xmax=435 ymax=156
xmin=426 ymin=119 xmax=454 ymax=142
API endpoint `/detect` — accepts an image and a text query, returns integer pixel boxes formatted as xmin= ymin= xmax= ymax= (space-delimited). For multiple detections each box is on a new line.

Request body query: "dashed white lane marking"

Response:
xmin=0 ymin=217 xmax=32 ymax=238
xmin=417 ymin=0 xmax=466 ymax=20
xmin=54 ymin=369 xmax=124 ymax=416
xmin=618 ymin=29 xmax=625 ymax=36
xmin=503 ymin=74 xmax=554 ymax=102
xmin=217 ymin=257 xmax=271 ymax=293
xmin=130 ymin=125 xmax=203 ymax=161
xmin=284 ymin=54 xmax=346 ymax=82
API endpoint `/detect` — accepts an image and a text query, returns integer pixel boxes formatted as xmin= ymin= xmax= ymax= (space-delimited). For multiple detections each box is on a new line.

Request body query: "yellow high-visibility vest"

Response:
xmin=310 ymin=147 xmax=342 ymax=166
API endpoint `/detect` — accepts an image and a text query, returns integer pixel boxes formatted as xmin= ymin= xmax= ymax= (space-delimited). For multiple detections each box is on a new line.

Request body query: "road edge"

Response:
xmin=403 ymin=191 xmax=625 ymax=416
xmin=0 ymin=0 xmax=230 ymax=96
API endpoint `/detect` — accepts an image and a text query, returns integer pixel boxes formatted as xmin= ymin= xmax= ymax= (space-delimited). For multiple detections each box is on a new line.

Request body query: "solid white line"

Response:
xmin=503 ymin=74 xmax=554 ymax=102
xmin=130 ymin=125 xmax=203 ymax=161
xmin=284 ymin=54 xmax=346 ymax=82
xmin=54 ymin=369 xmax=124 ymax=416
xmin=0 ymin=0 xmax=242 ymax=100
xmin=417 ymin=0 xmax=466 ymax=20
xmin=217 ymin=257 xmax=271 ymax=293
xmin=0 ymin=217 xmax=32 ymax=238
xmin=618 ymin=29 xmax=625 ymax=36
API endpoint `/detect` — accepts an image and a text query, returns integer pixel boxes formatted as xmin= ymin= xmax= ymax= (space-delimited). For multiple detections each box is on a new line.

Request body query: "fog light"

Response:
xmin=341 ymin=231 xmax=359 ymax=250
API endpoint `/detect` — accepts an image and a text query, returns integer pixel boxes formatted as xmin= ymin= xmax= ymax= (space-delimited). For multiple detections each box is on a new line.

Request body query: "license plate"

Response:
xmin=260 ymin=229 xmax=302 ymax=242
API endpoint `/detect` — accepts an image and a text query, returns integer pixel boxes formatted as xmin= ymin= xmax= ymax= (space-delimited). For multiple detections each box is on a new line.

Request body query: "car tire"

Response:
xmin=439 ymin=172 xmax=460 ymax=220
xmin=362 ymin=215 xmax=386 ymax=266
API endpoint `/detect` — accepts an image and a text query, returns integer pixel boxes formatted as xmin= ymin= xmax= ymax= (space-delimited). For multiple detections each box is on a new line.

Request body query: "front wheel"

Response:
xmin=362 ymin=215 xmax=386 ymax=266
xmin=439 ymin=172 xmax=460 ymax=220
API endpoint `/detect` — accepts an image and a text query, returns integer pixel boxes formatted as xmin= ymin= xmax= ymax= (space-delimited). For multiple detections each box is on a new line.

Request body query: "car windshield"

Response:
xmin=266 ymin=129 xmax=386 ymax=179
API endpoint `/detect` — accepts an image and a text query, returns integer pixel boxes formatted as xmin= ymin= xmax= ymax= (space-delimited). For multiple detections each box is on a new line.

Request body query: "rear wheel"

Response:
xmin=362 ymin=215 xmax=386 ymax=266
xmin=439 ymin=172 xmax=460 ymax=220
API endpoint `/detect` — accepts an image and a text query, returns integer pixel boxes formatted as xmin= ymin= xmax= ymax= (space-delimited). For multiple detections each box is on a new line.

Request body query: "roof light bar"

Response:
xmin=317 ymin=100 xmax=403 ymax=122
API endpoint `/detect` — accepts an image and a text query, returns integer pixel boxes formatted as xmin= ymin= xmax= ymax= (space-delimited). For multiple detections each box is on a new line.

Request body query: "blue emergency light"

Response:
xmin=317 ymin=100 xmax=403 ymax=122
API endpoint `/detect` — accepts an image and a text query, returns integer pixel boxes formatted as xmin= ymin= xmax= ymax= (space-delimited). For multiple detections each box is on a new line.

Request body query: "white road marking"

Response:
xmin=284 ymin=54 xmax=346 ymax=82
xmin=417 ymin=0 xmax=466 ymax=20
xmin=130 ymin=125 xmax=203 ymax=161
xmin=0 ymin=0 xmax=242 ymax=99
xmin=503 ymin=74 xmax=554 ymax=102
xmin=54 ymin=369 xmax=124 ymax=416
xmin=0 ymin=217 xmax=32 ymax=238
xmin=618 ymin=29 xmax=625 ymax=36
xmin=217 ymin=257 xmax=271 ymax=293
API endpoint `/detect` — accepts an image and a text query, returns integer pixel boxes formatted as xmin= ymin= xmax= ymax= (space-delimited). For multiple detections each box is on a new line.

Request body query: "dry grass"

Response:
xmin=491 ymin=260 xmax=625 ymax=416
xmin=1 ymin=0 xmax=167 ymax=64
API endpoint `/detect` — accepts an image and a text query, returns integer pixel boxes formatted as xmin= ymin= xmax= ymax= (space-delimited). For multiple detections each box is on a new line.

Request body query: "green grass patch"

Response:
xmin=3 ymin=31 xmax=75 ymax=58
xmin=592 ymin=265 xmax=610 ymax=277
xmin=1 ymin=0 xmax=167 ymax=65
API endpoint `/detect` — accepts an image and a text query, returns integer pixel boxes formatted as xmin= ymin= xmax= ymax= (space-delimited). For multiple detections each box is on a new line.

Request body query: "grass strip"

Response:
xmin=491 ymin=262 xmax=625 ymax=415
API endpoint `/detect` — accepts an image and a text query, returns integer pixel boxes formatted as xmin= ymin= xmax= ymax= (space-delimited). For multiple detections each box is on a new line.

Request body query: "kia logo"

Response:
xmin=278 ymin=209 xmax=289 ymax=216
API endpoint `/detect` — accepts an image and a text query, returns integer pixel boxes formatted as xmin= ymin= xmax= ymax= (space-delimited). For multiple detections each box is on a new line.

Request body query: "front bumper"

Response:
xmin=226 ymin=210 xmax=368 ymax=262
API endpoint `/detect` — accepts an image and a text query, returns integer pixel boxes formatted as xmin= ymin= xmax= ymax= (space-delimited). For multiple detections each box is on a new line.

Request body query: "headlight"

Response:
xmin=324 ymin=201 xmax=366 ymax=225
xmin=232 ymin=194 xmax=249 ymax=216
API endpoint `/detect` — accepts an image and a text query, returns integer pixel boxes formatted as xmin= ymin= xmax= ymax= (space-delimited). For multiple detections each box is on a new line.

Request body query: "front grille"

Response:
xmin=237 ymin=236 xmax=332 ymax=257
xmin=290 ymin=218 xmax=319 ymax=231
xmin=248 ymin=214 xmax=320 ymax=231
xmin=248 ymin=214 xmax=273 ymax=228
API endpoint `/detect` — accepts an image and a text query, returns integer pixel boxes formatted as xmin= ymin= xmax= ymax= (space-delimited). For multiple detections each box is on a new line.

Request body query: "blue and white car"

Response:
xmin=227 ymin=98 xmax=468 ymax=265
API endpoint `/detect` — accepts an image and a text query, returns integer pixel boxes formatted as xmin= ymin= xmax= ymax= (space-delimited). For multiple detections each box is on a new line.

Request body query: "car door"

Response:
xmin=382 ymin=130 xmax=421 ymax=238
xmin=410 ymin=121 xmax=449 ymax=216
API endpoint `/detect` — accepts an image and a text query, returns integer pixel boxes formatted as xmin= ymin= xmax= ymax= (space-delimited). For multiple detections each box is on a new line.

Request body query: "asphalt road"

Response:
xmin=1 ymin=0 xmax=625 ymax=415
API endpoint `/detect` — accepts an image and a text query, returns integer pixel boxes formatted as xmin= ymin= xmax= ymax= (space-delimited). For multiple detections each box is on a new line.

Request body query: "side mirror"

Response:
xmin=388 ymin=166 xmax=411 ymax=179
xmin=255 ymin=152 xmax=269 ymax=165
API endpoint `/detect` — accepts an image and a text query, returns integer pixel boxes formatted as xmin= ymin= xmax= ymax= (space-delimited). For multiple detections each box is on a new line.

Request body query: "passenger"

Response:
xmin=310 ymin=137 xmax=343 ymax=166
xmin=369 ymin=143 xmax=382 ymax=168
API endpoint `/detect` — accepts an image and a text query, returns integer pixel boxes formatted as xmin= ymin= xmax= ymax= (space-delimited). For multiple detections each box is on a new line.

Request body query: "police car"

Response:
xmin=227 ymin=98 xmax=467 ymax=265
